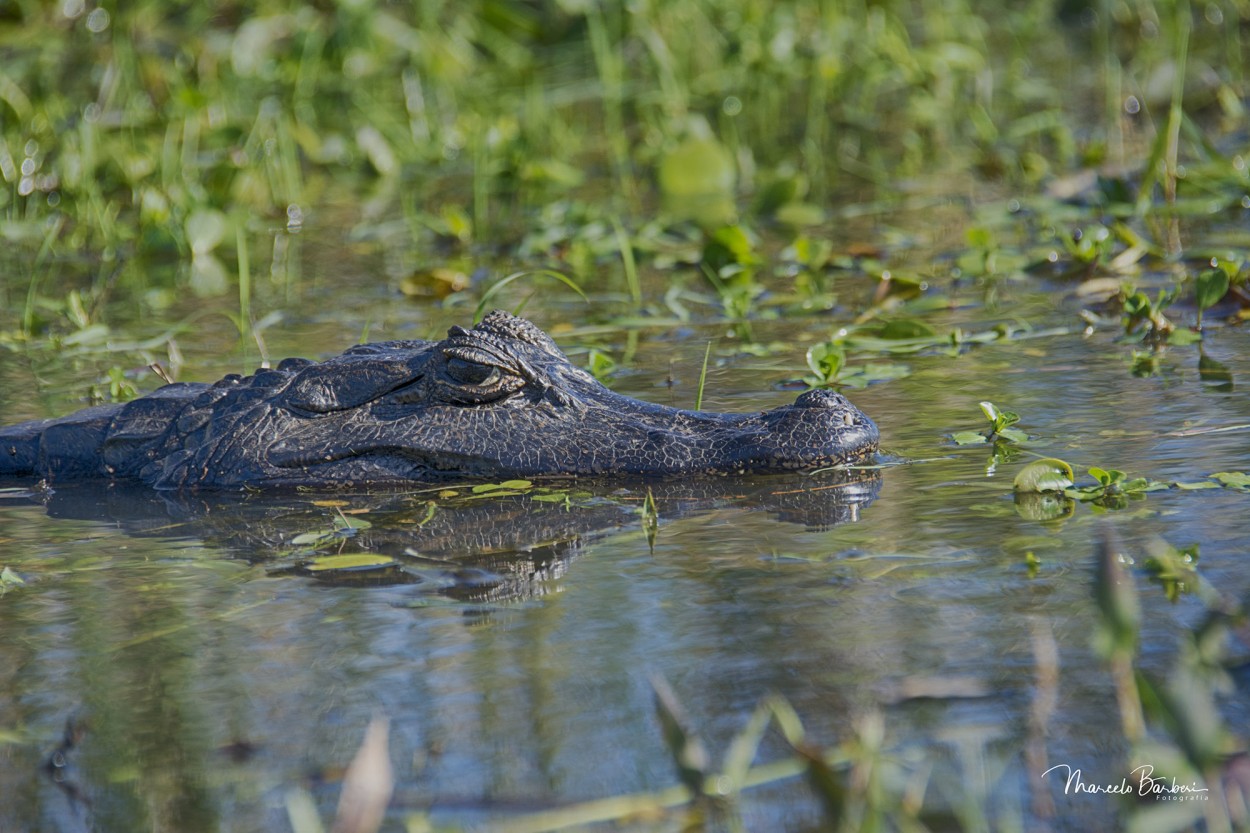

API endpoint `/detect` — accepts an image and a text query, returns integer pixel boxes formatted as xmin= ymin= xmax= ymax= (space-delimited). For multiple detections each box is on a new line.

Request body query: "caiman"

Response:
xmin=0 ymin=311 xmax=879 ymax=489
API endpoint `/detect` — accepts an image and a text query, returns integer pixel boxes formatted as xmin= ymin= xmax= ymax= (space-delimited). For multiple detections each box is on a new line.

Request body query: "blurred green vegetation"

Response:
xmin=1 ymin=0 xmax=1246 ymax=299
xmin=0 ymin=0 xmax=1246 ymax=406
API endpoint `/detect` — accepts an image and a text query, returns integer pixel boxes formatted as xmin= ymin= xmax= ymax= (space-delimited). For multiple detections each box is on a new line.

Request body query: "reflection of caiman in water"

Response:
xmin=1 ymin=311 xmax=877 ymax=489
xmin=6 ymin=470 xmax=880 ymax=602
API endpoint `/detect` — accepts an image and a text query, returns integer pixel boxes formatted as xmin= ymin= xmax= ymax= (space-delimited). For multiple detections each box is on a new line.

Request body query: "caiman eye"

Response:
xmin=445 ymin=357 xmax=501 ymax=387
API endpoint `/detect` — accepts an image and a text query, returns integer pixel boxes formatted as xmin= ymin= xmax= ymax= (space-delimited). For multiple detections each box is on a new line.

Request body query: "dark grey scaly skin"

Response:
xmin=0 ymin=311 xmax=879 ymax=490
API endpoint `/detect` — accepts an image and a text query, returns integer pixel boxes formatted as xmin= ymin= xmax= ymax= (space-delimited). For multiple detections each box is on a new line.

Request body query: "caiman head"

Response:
xmin=139 ymin=311 xmax=880 ymax=487
xmin=231 ymin=310 xmax=878 ymax=487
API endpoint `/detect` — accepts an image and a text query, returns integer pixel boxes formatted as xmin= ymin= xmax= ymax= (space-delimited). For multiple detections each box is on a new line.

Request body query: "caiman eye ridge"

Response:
xmin=0 ymin=309 xmax=880 ymax=489
xmin=445 ymin=356 xmax=501 ymax=387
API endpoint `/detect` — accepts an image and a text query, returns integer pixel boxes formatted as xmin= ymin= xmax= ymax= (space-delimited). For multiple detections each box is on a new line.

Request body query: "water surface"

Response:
xmin=2 ymin=291 xmax=1247 ymax=832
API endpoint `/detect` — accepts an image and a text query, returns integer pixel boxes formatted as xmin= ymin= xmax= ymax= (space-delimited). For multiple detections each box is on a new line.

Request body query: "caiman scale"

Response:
xmin=0 ymin=311 xmax=879 ymax=490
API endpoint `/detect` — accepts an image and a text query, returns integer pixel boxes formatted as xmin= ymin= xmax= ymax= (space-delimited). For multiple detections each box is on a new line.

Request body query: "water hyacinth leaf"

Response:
xmin=806 ymin=342 xmax=845 ymax=382
xmin=463 ymin=490 xmax=526 ymax=500
xmin=1088 ymin=466 xmax=1117 ymax=486
xmin=471 ymin=480 xmax=533 ymax=494
xmin=1194 ymin=268 xmax=1230 ymax=313
xmin=1211 ymin=471 xmax=1250 ymax=490
xmin=305 ymin=554 xmax=396 ymax=572
xmin=979 ymin=401 xmax=1019 ymax=431
xmin=290 ymin=529 xmax=337 ymax=546
xmin=530 ymin=492 xmax=571 ymax=503
xmin=951 ymin=431 xmax=989 ymax=445
xmin=1167 ymin=328 xmax=1202 ymax=346
xmin=1013 ymin=458 xmax=1074 ymax=493
xmin=853 ymin=362 xmax=911 ymax=385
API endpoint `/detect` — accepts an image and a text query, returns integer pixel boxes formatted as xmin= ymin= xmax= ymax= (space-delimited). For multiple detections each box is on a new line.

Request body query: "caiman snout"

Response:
xmin=741 ymin=388 xmax=879 ymax=471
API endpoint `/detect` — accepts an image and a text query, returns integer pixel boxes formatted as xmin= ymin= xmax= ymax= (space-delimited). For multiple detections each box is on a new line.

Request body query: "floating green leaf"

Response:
xmin=305 ymin=554 xmax=396 ymax=572
xmin=1211 ymin=471 xmax=1250 ymax=491
xmin=1013 ymin=458 xmax=1075 ymax=493
xmin=289 ymin=529 xmax=337 ymax=546
xmin=530 ymin=492 xmax=572 ymax=503
xmin=951 ymin=430 xmax=988 ymax=446
xmin=471 ymin=480 xmax=534 ymax=494
xmin=1166 ymin=328 xmax=1202 ymax=346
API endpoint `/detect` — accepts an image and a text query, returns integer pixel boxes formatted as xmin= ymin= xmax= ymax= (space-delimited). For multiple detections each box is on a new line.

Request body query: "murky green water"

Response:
xmin=2 ymin=250 xmax=1248 ymax=832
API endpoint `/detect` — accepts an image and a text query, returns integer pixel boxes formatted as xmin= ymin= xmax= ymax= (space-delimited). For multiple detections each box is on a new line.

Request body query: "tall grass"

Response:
xmin=0 ymin=0 xmax=1244 ymax=337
